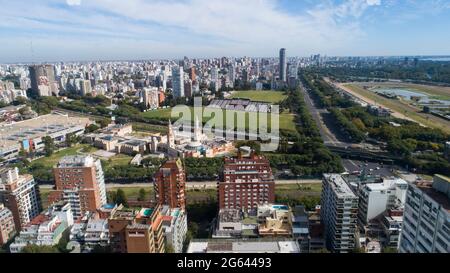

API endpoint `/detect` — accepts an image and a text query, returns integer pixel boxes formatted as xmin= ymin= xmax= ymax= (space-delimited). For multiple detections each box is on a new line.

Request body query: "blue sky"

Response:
xmin=0 ymin=0 xmax=450 ymax=62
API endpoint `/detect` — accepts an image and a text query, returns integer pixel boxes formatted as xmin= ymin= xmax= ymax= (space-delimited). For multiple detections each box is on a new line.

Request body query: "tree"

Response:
xmin=137 ymin=188 xmax=147 ymax=201
xmin=85 ymin=124 xmax=100 ymax=133
xmin=382 ymin=247 xmax=398 ymax=253
xmin=165 ymin=243 xmax=175 ymax=253
xmin=115 ymin=189 xmax=128 ymax=207
xmin=97 ymin=118 xmax=111 ymax=128
xmin=21 ymin=244 xmax=59 ymax=253
xmin=42 ymin=136 xmax=55 ymax=156
xmin=65 ymin=133 xmax=78 ymax=147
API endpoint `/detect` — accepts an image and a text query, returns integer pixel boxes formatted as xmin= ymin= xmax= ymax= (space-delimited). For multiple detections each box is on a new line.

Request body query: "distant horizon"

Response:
xmin=1 ymin=1 xmax=450 ymax=63
xmin=2 ymin=54 xmax=450 ymax=65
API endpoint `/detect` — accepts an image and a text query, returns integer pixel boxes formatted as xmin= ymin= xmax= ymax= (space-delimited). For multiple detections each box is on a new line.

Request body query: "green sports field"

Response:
xmin=229 ymin=90 xmax=288 ymax=104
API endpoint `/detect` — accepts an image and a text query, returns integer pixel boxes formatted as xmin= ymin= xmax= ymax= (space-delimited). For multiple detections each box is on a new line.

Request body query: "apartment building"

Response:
xmin=108 ymin=209 xmax=136 ymax=253
xmin=126 ymin=223 xmax=155 ymax=253
xmin=292 ymin=205 xmax=310 ymax=252
xmin=49 ymin=155 xmax=107 ymax=220
xmin=0 ymin=167 xmax=41 ymax=230
xmin=9 ymin=202 xmax=73 ymax=253
xmin=399 ymin=175 xmax=450 ymax=253
xmin=160 ymin=205 xmax=188 ymax=253
xmin=321 ymin=174 xmax=359 ymax=253
xmin=358 ymin=178 xmax=408 ymax=227
xmin=219 ymin=153 xmax=275 ymax=211
xmin=0 ymin=204 xmax=16 ymax=245
xmin=154 ymin=159 xmax=186 ymax=210
xmin=108 ymin=206 xmax=166 ymax=253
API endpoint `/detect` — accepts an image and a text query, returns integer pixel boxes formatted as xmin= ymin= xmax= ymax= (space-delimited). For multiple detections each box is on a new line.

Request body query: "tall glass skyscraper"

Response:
xmin=279 ymin=48 xmax=287 ymax=82
xmin=172 ymin=66 xmax=185 ymax=98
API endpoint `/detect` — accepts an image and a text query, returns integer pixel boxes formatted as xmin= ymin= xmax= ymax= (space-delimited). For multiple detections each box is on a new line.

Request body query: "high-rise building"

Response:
xmin=321 ymin=174 xmax=358 ymax=253
xmin=141 ymin=87 xmax=159 ymax=109
xmin=279 ymin=48 xmax=287 ymax=82
xmin=0 ymin=168 xmax=41 ymax=230
xmin=154 ymin=159 xmax=186 ymax=210
xmin=172 ymin=67 xmax=184 ymax=98
xmin=184 ymin=80 xmax=193 ymax=97
xmin=399 ymin=175 xmax=450 ymax=253
xmin=0 ymin=204 xmax=16 ymax=245
xmin=188 ymin=67 xmax=196 ymax=81
xmin=80 ymin=80 xmax=92 ymax=96
xmin=228 ymin=65 xmax=236 ymax=87
xmin=49 ymin=155 xmax=107 ymax=220
xmin=29 ymin=65 xmax=58 ymax=96
xmin=219 ymin=153 xmax=275 ymax=211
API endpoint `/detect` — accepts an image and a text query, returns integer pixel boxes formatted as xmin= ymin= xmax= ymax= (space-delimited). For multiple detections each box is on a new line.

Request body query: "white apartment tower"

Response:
xmin=321 ymin=174 xmax=359 ymax=253
xmin=358 ymin=178 xmax=408 ymax=227
xmin=141 ymin=87 xmax=159 ymax=109
xmin=172 ymin=67 xmax=184 ymax=98
xmin=399 ymin=175 xmax=450 ymax=253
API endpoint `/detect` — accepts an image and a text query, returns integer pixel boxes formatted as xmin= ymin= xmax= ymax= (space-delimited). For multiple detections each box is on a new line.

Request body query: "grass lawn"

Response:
xmin=344 ymin=84 xmax=450 ymax=134
xmin=132 ymin=123 xmax=168 ymax=134
xmin=364 ymin=82 xmax=450 ymax=101
xmin=229 ymin=90 xmax=288 ymax=104
xmin=106 ymin=154 xmax=133 ymax=166
xmin=40 ymin=183 xmax=322 ymax=210
xmin=141 ymin=106 xmax=296 ymax=132
xmin=110 ymin=187 xmax=153 ymax=199
xmin=30 ymin=144 xmax=98 ymax=168
xmin=141 ymin=107 xmax=173 ymax=120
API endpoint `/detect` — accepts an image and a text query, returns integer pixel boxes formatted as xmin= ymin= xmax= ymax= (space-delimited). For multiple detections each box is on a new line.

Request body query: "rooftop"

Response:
xmin=188 ymin=239 xmax=300 ymax=253
xmin=416 ymin=181 xmax=450 ymax=212
xmin=56 ymin=155 xmax=96 ymax=168
xmin=218 ymin=209 xmax=242 ymax=223
xmin=0 ymin=113 xmax=90 ymax=149
xmin=324 ymin=173 xmax=357 ymax=198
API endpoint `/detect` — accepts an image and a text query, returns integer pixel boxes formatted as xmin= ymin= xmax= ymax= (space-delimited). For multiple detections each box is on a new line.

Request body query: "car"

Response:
xmin=376 ymin=167 xmax=380 ymax=170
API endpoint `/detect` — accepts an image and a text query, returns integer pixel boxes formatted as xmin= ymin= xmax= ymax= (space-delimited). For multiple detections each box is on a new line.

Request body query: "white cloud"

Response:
xmin=66 ymin=0 xmax=81 ymax=6
xmin=366 ymin=0 xmax=381 ymax=6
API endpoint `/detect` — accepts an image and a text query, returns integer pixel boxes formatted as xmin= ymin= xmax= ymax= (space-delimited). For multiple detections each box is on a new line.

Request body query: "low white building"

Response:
xmin=358 ymin=178 xmax=408 ymax=227
xmin=9 ymin=202 xmax=73 ymax=253
xmin=187 ymin=239 xmax=300 ymax=253
xmin=84 ymin=219 xmax=109 ymax=247
xmin=160 ymin=206 xmax=187 ymax=253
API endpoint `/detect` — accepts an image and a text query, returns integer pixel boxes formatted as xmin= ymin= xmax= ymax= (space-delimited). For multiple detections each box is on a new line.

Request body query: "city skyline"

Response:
xmin=1 ymin=0 xmax=450 ymax=63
